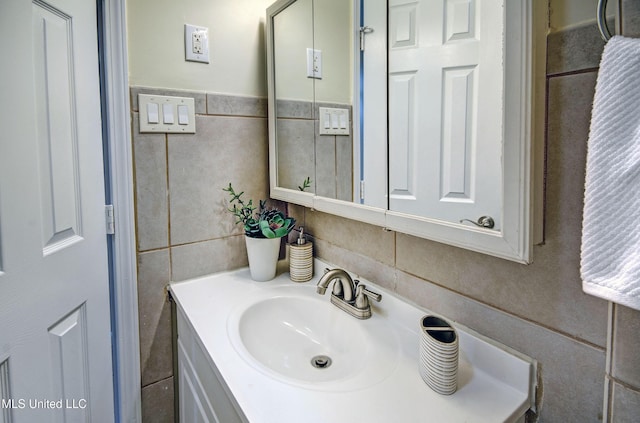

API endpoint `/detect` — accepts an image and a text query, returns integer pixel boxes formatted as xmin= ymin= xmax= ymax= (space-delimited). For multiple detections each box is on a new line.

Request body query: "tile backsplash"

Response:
xmin=132 ymin=87 xmax=269 ymax=422
xmin=275 ymin=98 xmax=353 ymax=201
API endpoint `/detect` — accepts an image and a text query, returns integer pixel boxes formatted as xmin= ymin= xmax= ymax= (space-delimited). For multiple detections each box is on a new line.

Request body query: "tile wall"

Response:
xmin=276 ymin=99 xmax=353 ymax=201
xmin=131 ymin=87 xmax=270 ymax=421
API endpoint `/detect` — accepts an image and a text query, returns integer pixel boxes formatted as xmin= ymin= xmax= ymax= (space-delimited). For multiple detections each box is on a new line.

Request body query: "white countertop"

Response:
xmin=170 ymin=259 xmax=534 ymax=423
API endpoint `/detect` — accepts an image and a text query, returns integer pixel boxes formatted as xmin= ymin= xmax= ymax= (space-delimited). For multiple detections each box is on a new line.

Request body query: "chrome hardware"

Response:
xmin=359 ymin=26 xmax=374 ymax=51
xmin=460 ymin=216 xmax=495 ymax=229
xmin=311 ymin=355 xmax=332 ymax=369
xmin=105 ymin=204 xmax=115 ymax=235
xmin=316 ymin=268 xmax=381 ymax=319
xmin=597 ymin=0 xmax=612 ymax=42
xmin=317 ymin=268 xmax=355 ymax=302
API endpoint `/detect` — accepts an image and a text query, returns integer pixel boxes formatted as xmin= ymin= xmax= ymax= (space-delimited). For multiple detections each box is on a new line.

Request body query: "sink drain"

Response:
xmin=311 ymin=355 xmax=332 ymax=369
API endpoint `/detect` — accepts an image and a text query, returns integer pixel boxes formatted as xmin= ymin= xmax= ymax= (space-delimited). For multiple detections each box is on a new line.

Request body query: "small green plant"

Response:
xmin=223 ymin=183 xmax=295 ymax=238
xmin=298 ymin=176 xmax=312 ymax=191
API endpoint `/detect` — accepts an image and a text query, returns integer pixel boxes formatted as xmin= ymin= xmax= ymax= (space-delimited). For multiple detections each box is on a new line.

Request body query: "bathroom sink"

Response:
xmin=172 ymin=262 xmax=536 ymax=422
xmin=227 ymin=286 xmax=400 ymax=390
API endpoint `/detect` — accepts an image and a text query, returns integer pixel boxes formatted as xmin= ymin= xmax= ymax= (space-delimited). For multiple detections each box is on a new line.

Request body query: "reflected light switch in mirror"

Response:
xmin=339 ymin=112 xmax=347 ymax=129
xmin=331 ymin=113 xmax=339 ymax=128
xmin=319 ymin=106 xmax=350 ymax=136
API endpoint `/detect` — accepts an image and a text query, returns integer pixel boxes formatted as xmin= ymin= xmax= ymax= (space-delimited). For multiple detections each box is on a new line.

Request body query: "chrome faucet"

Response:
xmin=316 ymin=268 xmax=356 ymax=302
xmin=316 ymin=268 xmax=381 ymax=319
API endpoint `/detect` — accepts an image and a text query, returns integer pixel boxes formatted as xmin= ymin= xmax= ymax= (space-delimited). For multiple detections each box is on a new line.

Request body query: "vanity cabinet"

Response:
xmin=176 ymin=306 xmax=247 ymax=423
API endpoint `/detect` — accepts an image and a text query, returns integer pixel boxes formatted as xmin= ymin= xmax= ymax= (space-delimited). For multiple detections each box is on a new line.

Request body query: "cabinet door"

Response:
xmin=388 ymin=0 xmax=503 ymax=229
xmin=178 ymin=339 xmax=219 ymax=423
xmin=176 ymin=308 xmax=247 ymax=423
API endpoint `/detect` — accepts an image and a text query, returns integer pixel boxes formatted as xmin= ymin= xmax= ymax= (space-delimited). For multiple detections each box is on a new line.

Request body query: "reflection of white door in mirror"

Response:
xmin=358 ymin=0 xmax=387 ymax=209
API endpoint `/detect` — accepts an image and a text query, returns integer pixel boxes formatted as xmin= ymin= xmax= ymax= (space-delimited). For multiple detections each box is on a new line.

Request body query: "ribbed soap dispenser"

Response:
xmin=289 ymin=227 xmax=313 ymax=282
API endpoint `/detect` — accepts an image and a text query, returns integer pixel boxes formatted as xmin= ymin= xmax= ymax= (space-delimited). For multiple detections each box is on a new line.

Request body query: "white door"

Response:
xmin=359 ymin=0 xmax=388 ymax=209
xmin=388 ymin=0 xmax=504 ymax=229
xmin=0 ymin=0 xmax=115 ymax=421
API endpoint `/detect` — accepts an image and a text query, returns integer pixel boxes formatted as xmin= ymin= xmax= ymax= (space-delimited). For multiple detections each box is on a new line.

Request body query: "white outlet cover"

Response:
xmin=185 ymin=24 xmax=209 ymax=63
xmin=306 ymin=48 xmax=322 ymax=79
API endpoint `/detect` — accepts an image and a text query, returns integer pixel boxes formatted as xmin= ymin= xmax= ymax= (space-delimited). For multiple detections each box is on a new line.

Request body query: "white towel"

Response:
xmin=581 ymin=36 xmax=640 ymax=311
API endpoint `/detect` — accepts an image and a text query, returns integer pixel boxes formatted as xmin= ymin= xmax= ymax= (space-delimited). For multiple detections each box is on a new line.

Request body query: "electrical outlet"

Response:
xmin=306 ymin=48 xmax=322 ymax=79
xmin=185 ymin=24 xmax=209 ymax=63
xmin=192 ymin=32 xmax=204 ymax=54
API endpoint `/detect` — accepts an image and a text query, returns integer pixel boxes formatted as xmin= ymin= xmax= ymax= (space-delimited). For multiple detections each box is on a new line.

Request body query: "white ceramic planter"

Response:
xmin=245 ymin=236 xmax=281 ymax=281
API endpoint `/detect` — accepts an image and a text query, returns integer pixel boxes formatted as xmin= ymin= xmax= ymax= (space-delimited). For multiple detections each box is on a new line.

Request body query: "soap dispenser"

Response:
xmin=289 ymin=227 xmax=313 ymax=282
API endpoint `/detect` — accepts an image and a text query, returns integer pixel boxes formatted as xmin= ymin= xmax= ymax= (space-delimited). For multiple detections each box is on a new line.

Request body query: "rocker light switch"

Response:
xmin=318 ymin=106 xmax=350 ymax=135
xmin=178 ymin=105 xmax=189 ymax=125
xmin=147 ymin=103 xmax=159 ymax=124
xmin=138 ymin=94 xmax=196 ymax=133
xmin=339 ymin=113 xmax=348 ymax=129
xmin=331 ymin=113 xmax=339 ymax=128
xmin=162 ymin=104 xmax=174 ymax=124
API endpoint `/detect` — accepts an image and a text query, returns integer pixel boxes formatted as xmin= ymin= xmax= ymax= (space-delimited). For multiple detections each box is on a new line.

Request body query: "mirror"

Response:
xmin=267 ymin=0 xmax=543 ymax=263
xmin=271 ymin=0 xmax=315 ymax=195
xmin=271 ymin=0 xmax=354 ymax=201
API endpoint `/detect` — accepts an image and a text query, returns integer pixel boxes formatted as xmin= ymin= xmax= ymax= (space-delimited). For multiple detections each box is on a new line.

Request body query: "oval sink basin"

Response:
xmin=227 ymin=287 xmax=400 ymax=391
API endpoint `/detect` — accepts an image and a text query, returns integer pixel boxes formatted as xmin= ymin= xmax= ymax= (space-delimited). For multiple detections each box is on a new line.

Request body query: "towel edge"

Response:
xmin=583 ymin=282 xmax=640 ymax=311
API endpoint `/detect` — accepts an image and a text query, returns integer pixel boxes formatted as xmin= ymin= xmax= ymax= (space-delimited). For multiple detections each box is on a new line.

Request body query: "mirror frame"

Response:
xmin=266 ymin=0 xmax=546 ymax=263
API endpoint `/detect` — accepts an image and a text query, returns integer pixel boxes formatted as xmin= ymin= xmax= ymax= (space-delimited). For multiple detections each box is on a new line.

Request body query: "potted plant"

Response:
xmin=223 ymin=183 xmax=295 ymax=281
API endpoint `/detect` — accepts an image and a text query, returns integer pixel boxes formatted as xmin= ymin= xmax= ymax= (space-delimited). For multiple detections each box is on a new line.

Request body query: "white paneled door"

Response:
xmin=388 ymin=0 xmax=504 ymax=229
xmin=0 ymin=0 xmax=115 ymax=421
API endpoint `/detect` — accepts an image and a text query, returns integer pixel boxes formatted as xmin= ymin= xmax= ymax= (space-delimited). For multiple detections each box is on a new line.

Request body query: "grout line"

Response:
xmin=164 ymin=133 xmax=173 ymax=279
xmin=603 ymin=301 xmax=615 ymax=422
xmin=400 ymin=267 xmax=606 ymax=351
xmin=608 ymin=374 xmax=640 ymax=393
xmin=202 ymin=112 xmax=267 ymax=119
xmin=138 ymin=236 xmax=247 ymax=255
xmin=141 ymin=374 xmax=174 ymax=390
xmin=546 ymin=67 xmax=600 ymax=79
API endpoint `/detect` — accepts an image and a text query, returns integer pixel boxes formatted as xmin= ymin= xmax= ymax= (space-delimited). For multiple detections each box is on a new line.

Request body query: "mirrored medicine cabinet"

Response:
xmin=266 ymin=0 xmax=546 ymax=263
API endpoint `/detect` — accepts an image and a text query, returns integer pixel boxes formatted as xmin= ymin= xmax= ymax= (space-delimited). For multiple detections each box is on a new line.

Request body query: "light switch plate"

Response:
xmin=319 ymin=107 xmax=350 ymax=135
xmin=185 ymin=24 xmax=210 ymax=63
xmin=139 ymin=94 xmax=196 ymax=133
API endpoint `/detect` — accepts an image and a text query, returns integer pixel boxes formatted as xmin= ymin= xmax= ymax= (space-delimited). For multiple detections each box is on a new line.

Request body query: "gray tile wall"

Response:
xmin=290 ymin=8 xmax=640 ymax=422
xmin=131 ymin=87 xmax=270 ymax=422
xmin=276 ymin=99 xmax=353 ymax=201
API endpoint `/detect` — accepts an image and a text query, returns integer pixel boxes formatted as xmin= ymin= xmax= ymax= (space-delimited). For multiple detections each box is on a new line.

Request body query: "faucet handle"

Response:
xmin=355 ymin=284 xmax=382 ymax=309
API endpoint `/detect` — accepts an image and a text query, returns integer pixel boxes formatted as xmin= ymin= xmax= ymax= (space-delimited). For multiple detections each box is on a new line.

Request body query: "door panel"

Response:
xmin=388 ymin=0 xmax=503 ymax=228
xmin=0 ymin=0 xmax=115 ymax=421
xmin=32 ymin=0 xmax=84 ymax=254
xmin=48 ymin=305 xmax=90 ymax=422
